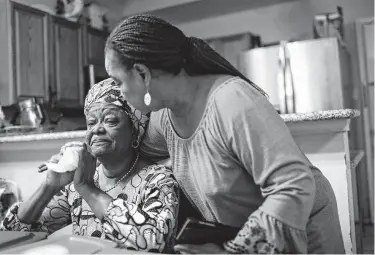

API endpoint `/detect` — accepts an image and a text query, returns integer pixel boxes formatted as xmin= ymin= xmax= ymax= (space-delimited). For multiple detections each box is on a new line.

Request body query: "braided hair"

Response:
xmin=105 ymin=14 xmax=266 ymax=97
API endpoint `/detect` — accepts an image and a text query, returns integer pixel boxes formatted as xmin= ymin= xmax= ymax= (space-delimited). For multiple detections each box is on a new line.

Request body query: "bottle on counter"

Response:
xmin=0 ymin=179 xmax=22 ymax=221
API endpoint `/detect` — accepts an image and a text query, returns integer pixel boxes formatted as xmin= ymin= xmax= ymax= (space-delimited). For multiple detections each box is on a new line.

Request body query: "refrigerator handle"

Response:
xmin=284 ymin=45 xmax=296 ymax=113
xmin=277 ymin=42 xmax=287 ymax=114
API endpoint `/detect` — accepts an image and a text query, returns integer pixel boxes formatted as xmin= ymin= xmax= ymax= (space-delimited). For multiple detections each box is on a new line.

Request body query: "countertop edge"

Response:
xmin=280 ymin=109 xmax=360 ymax=123
xmin=0 ymin=130 xmax=87 ymax=143
xmin=0 ymin=109 xmax=360 ymax=143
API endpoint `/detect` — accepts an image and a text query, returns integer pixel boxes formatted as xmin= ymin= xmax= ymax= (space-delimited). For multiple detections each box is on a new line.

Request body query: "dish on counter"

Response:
xmin=0 ymin=235 xmax=117 ymax=254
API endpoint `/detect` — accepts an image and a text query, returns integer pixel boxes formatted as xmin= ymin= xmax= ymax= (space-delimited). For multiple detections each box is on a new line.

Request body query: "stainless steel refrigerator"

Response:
xmin=239 ymin=38 xmax=352 ymax=114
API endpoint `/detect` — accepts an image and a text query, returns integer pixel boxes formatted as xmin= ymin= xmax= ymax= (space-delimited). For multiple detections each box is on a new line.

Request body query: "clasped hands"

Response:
xmin=38 ymin=140 xmax=96 ymax=191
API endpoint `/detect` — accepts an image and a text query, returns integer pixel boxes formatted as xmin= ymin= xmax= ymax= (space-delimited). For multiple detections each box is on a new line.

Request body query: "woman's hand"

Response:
xmin=38 ymin=141 xmax=85 ymax=170
xmin=73 ymin=143 xmax=97 ymax=190
xmin=44 ymin=170 xmax=75 ymax=189
xmin=174 ymin=243 xmax=227 ymax=254
xmin=38 ymin=142 xmax=84 ymax=189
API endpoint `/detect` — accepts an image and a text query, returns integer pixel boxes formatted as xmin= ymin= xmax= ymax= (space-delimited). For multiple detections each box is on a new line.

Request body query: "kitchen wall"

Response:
xmin=177 ymin=0 xmax=374 ymax=43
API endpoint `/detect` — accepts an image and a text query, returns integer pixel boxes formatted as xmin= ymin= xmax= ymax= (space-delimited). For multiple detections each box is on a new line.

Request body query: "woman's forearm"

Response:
xmin=76 ymin=184 xmax=112 ymax=220
xmin=17 ymin=183 xmax=60 ymax=224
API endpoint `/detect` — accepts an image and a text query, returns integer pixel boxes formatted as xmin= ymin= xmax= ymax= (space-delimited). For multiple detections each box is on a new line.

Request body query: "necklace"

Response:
xmin=102 ymin=153 xmax=139 ymax=193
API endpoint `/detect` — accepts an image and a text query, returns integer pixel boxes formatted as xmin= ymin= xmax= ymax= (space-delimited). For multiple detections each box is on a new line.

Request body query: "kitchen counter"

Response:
xmin=0 ymin=109 xmax=360 ymax=143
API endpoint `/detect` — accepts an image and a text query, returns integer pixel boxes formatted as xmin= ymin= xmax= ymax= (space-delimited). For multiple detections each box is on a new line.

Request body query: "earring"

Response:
xmin=132 ymin=139 xmax=139 ymax=148
xmin=144 ymin=92 xmax=151 ymax=106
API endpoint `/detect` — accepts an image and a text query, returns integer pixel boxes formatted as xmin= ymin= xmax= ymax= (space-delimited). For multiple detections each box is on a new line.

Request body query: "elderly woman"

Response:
xmin=98 ymin=14 xmax=345 ymax=254
xmin=0 ymin=81 xmax=179 ymax=253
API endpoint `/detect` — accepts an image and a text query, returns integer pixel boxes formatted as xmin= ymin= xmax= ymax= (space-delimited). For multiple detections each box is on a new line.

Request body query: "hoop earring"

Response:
xmin=132 ymin=139 xmax=139 ymax=148
xmin=144 ymin=92 xmax=151 ymax=106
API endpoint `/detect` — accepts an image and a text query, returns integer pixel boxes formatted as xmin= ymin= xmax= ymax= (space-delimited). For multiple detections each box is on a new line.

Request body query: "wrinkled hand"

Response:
xmin=174 ymin=243 xmax=227 ymax=254
xmin=38 ymin=141 xmax=84 ymax=189
xmin=43 ymin=167 xmax=74 ymax=189
xmin=38 ymin=141 xmax=84 ymax=172
xmin=73 ymin=143 xmax=97 ymax=190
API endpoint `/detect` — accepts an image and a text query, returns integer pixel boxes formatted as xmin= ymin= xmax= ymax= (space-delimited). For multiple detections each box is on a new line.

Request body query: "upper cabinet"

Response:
xmin=362 ymin=20 xmax=374 ymax=85
xmin=0 ymin=0 xmax=109 ymax=107
xmin=84 ymin=26 xmax=109 ymax=66
xmin=0 ymin=0 xmax=50 ymax=105
xmin=356 ymin=17 xmax=374 ymax=86
xmin=12 ymin=3 xmax=49 ymax=100
xmin=52 ymin=17 xmax=83 ymax=108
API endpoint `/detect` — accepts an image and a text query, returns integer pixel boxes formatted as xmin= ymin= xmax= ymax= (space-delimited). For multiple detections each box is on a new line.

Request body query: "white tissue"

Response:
xmin=46 ymin=147 xmax=80 ymax=173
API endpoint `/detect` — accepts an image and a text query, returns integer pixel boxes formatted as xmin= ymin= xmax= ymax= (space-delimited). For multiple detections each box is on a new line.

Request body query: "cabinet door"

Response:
xmin=363 ymin=20 xmax=374 ymax=84
xmin=86 ymin=26 xmax=108 ymax=65
xmin=53 ymin=18 xmax=83 ymax=107
xmin=12 ymin=3 xmax=49 ymax=99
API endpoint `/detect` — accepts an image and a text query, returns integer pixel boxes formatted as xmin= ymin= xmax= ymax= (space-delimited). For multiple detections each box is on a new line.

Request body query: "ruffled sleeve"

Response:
xmin=0 ymin=187 xmax=71 ymax=234
xmin=223 ymin=210 xmax=307 ymax=253
xmin=101 ymin=165 xmax=179 ymax=252
xmin=214 ymin=79 xmax=316 ymax=253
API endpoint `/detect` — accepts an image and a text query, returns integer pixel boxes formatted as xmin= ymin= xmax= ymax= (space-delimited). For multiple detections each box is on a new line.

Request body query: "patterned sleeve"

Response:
xmin=0 ymin=187 xmax=71 ymax=234
xmin=101 ymin=166 xmax=179 ymax=253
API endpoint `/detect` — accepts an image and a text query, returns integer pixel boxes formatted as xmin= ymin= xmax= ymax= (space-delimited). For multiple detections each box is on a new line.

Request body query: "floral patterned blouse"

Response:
xmin=0 ymin=164 xmax=179 ymax=253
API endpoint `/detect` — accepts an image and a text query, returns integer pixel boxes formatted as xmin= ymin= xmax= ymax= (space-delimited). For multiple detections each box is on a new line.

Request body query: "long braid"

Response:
xmin=106 ymin=14 xmax=267 ymax=97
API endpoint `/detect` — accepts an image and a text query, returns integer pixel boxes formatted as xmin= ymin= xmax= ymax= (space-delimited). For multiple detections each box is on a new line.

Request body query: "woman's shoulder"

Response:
xmin=206 ymin=77 xmax=268 ymax=119
xmin=149 ymin=108 xmax=169 ymax=129
xmin=211 ymin=77 xmax=266 ymax=107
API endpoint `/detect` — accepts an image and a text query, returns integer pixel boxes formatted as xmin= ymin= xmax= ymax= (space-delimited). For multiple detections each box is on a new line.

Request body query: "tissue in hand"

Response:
xmin=46 ymin=147 xmax=80 ymax=173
